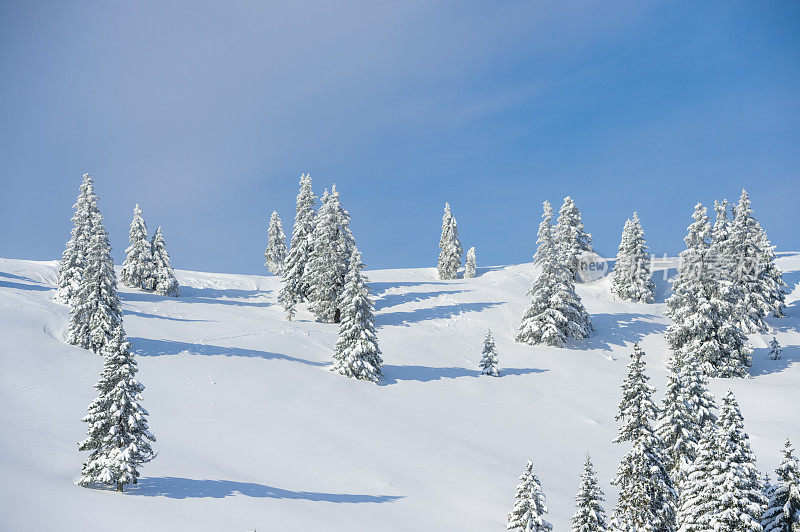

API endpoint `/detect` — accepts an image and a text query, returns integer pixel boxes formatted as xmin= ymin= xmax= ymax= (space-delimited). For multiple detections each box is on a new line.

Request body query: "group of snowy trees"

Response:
xmin=516 ymin=198 xmax=594 ymax=347
xmin=508 ymin=342 xmax=800 ymax=531
xmin=666 ymin=190 xmax=787 ymax=378
xmin=273 ymin=174 xmax=383 ymax=382
xmin=121 ymin=204 xmax=179 ymax=297
xmin=57 ymin=174 xmax=155 ymax=492
xmin=437 ymin=202 xmax=478 ymax=279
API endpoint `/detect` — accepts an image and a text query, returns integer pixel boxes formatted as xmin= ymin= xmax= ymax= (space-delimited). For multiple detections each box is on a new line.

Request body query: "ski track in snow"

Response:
xmin=1 ymin=255 xmax=799 ymax=531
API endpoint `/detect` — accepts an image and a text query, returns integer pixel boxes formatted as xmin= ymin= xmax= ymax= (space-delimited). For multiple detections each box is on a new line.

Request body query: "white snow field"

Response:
xmin=1 ymin=254 xmax=798 ymax=531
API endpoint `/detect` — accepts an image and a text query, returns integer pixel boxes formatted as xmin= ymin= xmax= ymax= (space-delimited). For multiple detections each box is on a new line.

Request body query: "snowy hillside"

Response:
xmin=1 ymin=254 xmax=798 ymax=531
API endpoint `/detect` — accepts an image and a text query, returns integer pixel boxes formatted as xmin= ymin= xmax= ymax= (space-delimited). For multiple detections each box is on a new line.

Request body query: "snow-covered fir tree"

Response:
xmin=555 ymin=196 xmax=592 ymax=279
xmin=762 ymin=438 xmax=800 ymax=532
xmin=571 ymin=454 xmax=607 ymax=532
xmin=57 ymin=173 xmax=99 ymax=304
xmin=611 ymin=343 xmax=676 ymax=531
xmin=308 ymin=186 xmax=354 ymax=323
xmin=611 ymin=212 xmax=654 ymax=303
xmin=264 ymin=210 xmax=287 ymax=275
xmin=279 ymin=173 xmax=317 ymax=314
xmin=77 ymin=326 xmax=155 ymax=491
xmin=331 ymin=247 xmax=383 ymax=383
xmin=465 ymin=246 xmax=477 ymax=278
xmin=437 ymin=202 xmax=462 ymax=280
xmin=507 ymin=459 xmax=553 ymax=532
xmin=729 ymin=190 xmax=788 ymax=331
xmin=665 ymin=203 xmax=752 ymax=377
xmin=120 ymin=204 xmax=156 ymax=291
xmin=479 ymin=329 xmax=499 ymax=376
xmin=150 ymin=226 xmax=179 ymax=297
xmin=677 ymin=424 xmax=719 ymax=531
xmin=516 ymin=201 xmax=593 ymax=347
xmin=710 ymin=390 xmax=766 ymax=530
xmin=756 ymin=223 xmax=788 ymax=320
xmin=656 ymin=356 xmax=718 ymax=492
xmin=65 ymin=205 xmax=122 ymax=354
xmin=769 ymin=337 xmax=782 ymax=360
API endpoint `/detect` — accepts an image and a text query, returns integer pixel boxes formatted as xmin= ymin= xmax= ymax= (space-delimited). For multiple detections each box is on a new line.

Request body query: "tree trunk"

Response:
xmin=117 ymin=482 xmax=123 ymax=492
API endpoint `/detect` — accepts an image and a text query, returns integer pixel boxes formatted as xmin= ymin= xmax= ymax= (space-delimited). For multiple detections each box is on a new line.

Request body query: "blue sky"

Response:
xmin=1 ymin=1 xmax=798 ymax=274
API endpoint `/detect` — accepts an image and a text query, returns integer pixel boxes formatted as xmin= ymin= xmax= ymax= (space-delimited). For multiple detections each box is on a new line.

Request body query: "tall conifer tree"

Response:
xmin=66 ymin=201 xmax=122 ymax=354
xmin=437 ymin=202 xmax=462 ymax=279
xmin=611 ymin=343 xmax=676 ymax=531
xmin=78 ymin=326 xmax=155 ymax=491
xmin=762 ymin=438 xmax=800 ymax=532
xmin=151 ymin=226 xmax=179 ymax=297
xmin=611 ymin=212 xmax=654 ymax=303
xmin=57 ymin=173 xmax=99 ymax=304
xmin=516 ymin=201 xmax=592 ymax=347
xmin=265 ymin=211 xmax=287 ymax=275
xmin=331 ymin=247 xmax=383 ymax=383
xmin=571 ymin=454 xmax=608 ymax=532
xmin=279 ymin=173 xmax=317 ymax=314
xmin=120 ymin=204 xmax=156 ymax=291
xmin=507 ymin=459 xmax=553 ymax=532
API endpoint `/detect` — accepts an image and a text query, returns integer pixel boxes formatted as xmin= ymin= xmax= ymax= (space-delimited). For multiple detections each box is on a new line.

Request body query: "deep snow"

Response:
xmin=0 ymin=254 xmax=798 ymax=530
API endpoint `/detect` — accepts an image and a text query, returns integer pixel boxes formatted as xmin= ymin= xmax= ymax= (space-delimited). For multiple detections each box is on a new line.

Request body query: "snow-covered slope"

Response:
xmin=1 ymin=255 xmax=798 ymax=531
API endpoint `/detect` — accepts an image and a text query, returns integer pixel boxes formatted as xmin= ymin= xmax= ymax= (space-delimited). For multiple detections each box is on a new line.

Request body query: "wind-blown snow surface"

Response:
xmin=1 ymin=255 xmax=798 ymax=531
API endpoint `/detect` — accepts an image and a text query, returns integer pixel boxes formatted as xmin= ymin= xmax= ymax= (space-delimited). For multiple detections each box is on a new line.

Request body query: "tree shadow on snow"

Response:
xmin=369 ymin=280 xmax=450 ymax=294
xmin=379 ymin=364 xmax=547 ymax=385
xmin=129 ymin=337 xmax=326 ymax=367
xmin=780 ymin=268 xmax=800 ymax=295
xmin=750 ymin=344 xmax=799 ymax=376
xmin=583 ymin=312 xmax=666 ymax=350
xmin=0 ymin=271 xmax=44 ymax=284
xmin=376 ymin=302 xmax=500 ymax=327
xmin=121 ymin=286 xmax=271 ymax=308
xmin=122 ymin=477 xmax=403 ymax=503
xmin=374 ymin=290 xmax=470 ymax=311
xmin=0 ymin=279 xmax=52 ymax=292
xmin=124 ymin=309 xmax=212 ymax=323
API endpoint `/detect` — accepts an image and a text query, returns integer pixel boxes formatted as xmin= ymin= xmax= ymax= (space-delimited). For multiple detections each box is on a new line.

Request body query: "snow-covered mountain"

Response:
xmin=1 ymin=254 xmax=798 ymax=531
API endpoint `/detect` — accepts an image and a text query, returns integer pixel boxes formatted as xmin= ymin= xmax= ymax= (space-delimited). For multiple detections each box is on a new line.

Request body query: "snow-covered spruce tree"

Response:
xmin=710 ymin=390 xmax=766 ymax=530
xmin=729 ymin=190 xmax=788 ymax=331
xmin=78 ymin=326 xmax=155 ymax=491
xmin=611 ymin=212 xmax=655 ymax=303
xmin=308 ymin=186 xmax=354 ymax=323
xmin=437 ymin=202 xmax=462 ymax=280
xmin=611 ymin=343 xmax=676 ymax=531
xmin=57 ymin=173 xmax=100 ymax=304
xmin=656 ymin=356 xmax=718 ymax=492
xmin=571 ymin=454 xmax=607 ymax=532
xmin=479 ymin=329 xmax=499 ymax=376
xmin=677 ymin=424 xmax=718 ymax=531
xmin=120 ymin=204 xmax=156 ymax=291
xmin=665 ymin=203 xmax=752 ymax=377
xmin=279 ymin=173 xmax=317 ymax=314
xmin=331 ymin=247 xmax=383 ymax=383
xmin=769 ymin=337 xmax=782 ymax=360
xmin=265 ymin=210 xmax=287 ymax=275
xmin=762 ymin=438 xmax=800 ymax=532
xmin=516 ymin=201 xmax=593 ymax=347
xmin=757 ymin=223 xmax=788 ymax=320
xmin=507 ymin=459 xmax=553 ymax=532
xmin=555 ymin=196 xmax=592 ymax=279
xmin=66 ymin=207 xmax=122 ymax=354
xmin=150 ymin=226 xmax=179 ymax=297
xmin=465 ymin=246 xmax=477 ymax=278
